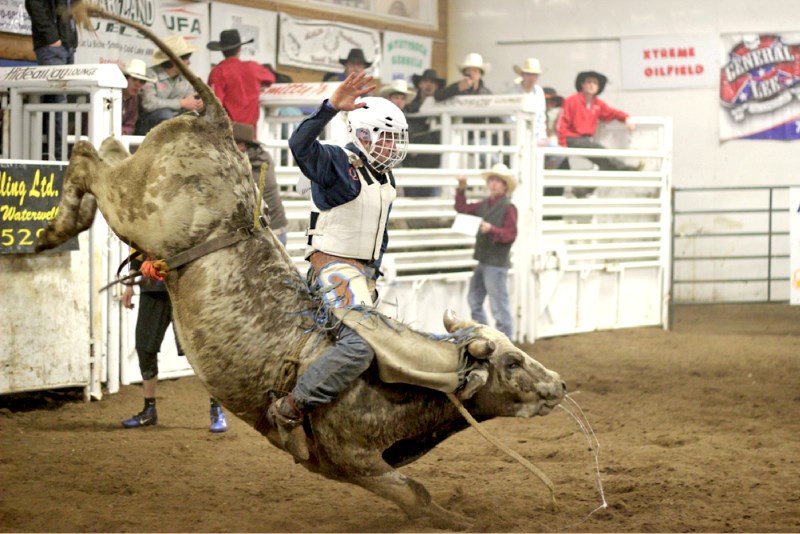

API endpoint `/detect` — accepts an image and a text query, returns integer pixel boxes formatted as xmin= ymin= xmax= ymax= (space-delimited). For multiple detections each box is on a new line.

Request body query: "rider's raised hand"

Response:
xmin=330 ymin=72 xmax=376 ymax=111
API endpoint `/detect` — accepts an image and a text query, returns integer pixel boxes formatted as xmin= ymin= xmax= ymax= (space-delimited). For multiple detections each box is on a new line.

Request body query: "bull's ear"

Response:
xmin=443 ymin=309 xmax=459 ymax=333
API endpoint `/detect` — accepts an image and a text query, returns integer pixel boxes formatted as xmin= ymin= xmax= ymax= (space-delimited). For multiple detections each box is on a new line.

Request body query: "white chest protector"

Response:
xmin=305 ymin=149 xmax=397 ymax=262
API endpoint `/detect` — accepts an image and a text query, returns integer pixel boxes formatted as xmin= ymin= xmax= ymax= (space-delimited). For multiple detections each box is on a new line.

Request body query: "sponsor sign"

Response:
xmin=719 ymin=33 xmax=800 ymax=141
xmin=278 ymin=13 xmax=380 ymax=75
xmin=381 ymin=31 xmax=432 ymax=83
xmin=0 ymin=161 xmax=77 ymax=254
xmin=620 ymin=35 xmax=718 ymax=90
xmin=208 ymin=4 xmax=277 ymax=67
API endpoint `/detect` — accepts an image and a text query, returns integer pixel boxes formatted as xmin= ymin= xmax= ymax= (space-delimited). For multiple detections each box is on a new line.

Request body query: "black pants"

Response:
xmin=566 ymin=135 xmax=637 ymax=172
xmin=135 ymin=291 xmax=182 ymax=380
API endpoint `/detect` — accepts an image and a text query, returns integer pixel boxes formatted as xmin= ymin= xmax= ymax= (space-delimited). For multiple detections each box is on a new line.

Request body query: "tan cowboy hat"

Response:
xmin=377 ymin=79 xmax=417 ymax=100
xmin=481 ymin=163 xmax=516 ymax=193
xmin=151 ymin=35 xmax=199 ymax=65
xmin=122 ymin=58 xmax=155 ymax=83
xmin=458 ymin=52 xmax=490 ymax=74
xmin=513 ymin=57 xmax=542 ymax=75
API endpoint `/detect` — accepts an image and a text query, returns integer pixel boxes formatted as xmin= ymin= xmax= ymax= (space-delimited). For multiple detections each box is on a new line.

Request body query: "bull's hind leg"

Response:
xmin=36 ymin=141 xmax=103 ymax=252
xmin=346 ymin=460 xmax=473 ymax=530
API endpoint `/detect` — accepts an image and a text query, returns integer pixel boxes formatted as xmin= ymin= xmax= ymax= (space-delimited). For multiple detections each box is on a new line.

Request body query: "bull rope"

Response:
xmin=446 ymin=392 xmax=557 ymax=507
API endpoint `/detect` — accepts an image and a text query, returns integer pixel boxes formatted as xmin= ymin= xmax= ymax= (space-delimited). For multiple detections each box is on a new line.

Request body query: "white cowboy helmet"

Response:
xmin=513 ymin=57 xmax=542 ymax=75
xmin=346 ymin=97 xmax=409 ymax=173
xmin=458 ymin=52 xmax=491 ymax=74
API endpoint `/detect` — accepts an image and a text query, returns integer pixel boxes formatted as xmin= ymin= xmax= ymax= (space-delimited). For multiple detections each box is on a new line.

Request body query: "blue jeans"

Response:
xmin=34 ymin=45 xmax=75 ymax=160
xmin=468 ymin=263 xmax=513 ymax=339
xmin=136 ymin=108 xmax=178 ymax=135
xmin=292 ymin=325 xmax=374 ymax=412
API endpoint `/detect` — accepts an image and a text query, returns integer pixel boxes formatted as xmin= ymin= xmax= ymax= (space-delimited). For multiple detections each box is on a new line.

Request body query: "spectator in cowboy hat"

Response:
xmin=406 ymin=68 xmax=445 ymax=113
xmin=207 ymin=29 xmax=275 ymax=130
xmin=509 ymin=57 xmax=548 ymax=145
xmin=136 ymin=35 xmax=201 ymax=135
xmin=557 ymin=70 xmax=642 ymax=174
xmin=232 ymin=122 xmax=288 ymax=247
xmin=377 ymin=78 xmax=416 ymax=111
xmin=323 ymin=48 xmax=372 ymax=82
xmin=454 ymin=162 xmax=518 ymax=339
xmin=435 ymin=52 xmax=492 ymax=101
xmin=121 ymin=58 xmax=155 ymax=135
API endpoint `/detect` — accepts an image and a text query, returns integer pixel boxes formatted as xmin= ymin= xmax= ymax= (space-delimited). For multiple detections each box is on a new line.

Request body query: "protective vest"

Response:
xmin=474 ymin=196 xmax=513 ymax=268
xmin=305 ymin=150 xmax=396 ymax=262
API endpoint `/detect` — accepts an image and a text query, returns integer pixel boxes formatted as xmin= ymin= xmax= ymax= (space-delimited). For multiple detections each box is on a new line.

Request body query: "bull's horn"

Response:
xmin=443 ymin=309 xmax=459 ymax=333
xmin=467 ymin=339 xmax=496 ymax=359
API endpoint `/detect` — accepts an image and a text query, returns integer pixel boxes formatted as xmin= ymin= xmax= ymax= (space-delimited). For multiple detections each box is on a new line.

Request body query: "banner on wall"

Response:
xmin=0 ymin=0 xmax=31 ymax=35
xmin=791 ymin=187 xmax=800 ymax=305
xmin=719 ymin=33 xmax=800 ymax=141
xmin=380 ymin=31 xmax=432 ymax=83
xmin=208 ymin=4 xmax=277 ymax=68
xmin=620 ymin=35 xmax=717 ymax=90
xmin=278 ymin=14 xmax=380 ymax=75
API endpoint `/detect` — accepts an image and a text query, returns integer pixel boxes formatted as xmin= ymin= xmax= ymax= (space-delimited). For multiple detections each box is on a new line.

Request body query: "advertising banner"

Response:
xmin=719 ymin=33 xmax=800 ymax=141
xmin=0 ymin=161 xmax=77 ymax=254
xmin=0 ymin=0 xmax=31 ymax=35
xmin=381 ymin=31 xmax=432 ymax=83
xmin=208 ymin=4 xmax=277 ymax=68
xmin=278 ymin=13 xmax=380 ymax=75
xmin=620 ymin=35 xmax=718 ymax=90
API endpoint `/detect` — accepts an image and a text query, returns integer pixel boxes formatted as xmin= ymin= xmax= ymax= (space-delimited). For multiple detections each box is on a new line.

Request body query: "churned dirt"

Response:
xmin=1 ymin=303 xmax=799 ymax=533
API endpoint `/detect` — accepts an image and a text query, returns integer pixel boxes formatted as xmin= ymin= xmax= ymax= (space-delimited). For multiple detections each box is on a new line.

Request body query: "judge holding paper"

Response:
xmin=454 ymin=163 xmax=518 ymax=339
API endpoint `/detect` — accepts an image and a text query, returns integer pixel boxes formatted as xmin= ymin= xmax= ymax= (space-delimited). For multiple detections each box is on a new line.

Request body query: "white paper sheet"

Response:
xmin=451 ymin=213 xmax=482 ymax=236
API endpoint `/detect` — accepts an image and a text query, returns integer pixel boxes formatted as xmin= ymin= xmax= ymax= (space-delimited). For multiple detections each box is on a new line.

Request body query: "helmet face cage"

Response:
xmin=347 ymin=97 xmax=409 ymax=173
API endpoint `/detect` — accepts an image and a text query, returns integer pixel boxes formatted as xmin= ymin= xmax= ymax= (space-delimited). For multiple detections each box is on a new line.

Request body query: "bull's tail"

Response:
xmin=72 ymin=1 xmax=225 ymax=125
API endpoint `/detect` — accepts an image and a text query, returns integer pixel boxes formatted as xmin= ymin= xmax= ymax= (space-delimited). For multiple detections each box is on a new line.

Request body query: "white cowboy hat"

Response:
xmin=513 ymin=57 xmax=542 ymax=75
xmin=377 ymin=79 xmax=417 ymax=100
xmin=151 ymin=35 xmax=199 ymax=65
xmin=481 ymin=163 xmax=517 ymax=194
xmin=122 ymin=58 xmax=156 ymax=83
xmin=458 ymin=52 xmax=490 ymax=74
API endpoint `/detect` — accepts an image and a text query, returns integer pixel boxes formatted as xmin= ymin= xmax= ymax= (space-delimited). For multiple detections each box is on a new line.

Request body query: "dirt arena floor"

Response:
xmin=1 ymin=303 xmax=799 ymax=533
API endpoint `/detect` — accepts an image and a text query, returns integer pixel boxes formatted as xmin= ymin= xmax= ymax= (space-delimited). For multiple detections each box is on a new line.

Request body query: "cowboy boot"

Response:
xmin=267 ymin=395 xmax=310 ymax=461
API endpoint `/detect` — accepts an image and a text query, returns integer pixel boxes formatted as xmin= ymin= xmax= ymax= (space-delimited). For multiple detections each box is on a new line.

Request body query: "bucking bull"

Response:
xmin=36 ymin=3 xmax=566 ymax=528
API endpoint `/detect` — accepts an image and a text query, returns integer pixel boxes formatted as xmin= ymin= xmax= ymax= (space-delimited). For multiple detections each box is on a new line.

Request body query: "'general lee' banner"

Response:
xmin=0 ymin=161 xmax=77 ymax=254
xmin=719 ymin=33 xmax=800 ymax=141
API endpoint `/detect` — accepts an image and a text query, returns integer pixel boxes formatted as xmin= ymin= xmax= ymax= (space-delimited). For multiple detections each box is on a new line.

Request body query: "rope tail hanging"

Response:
xmin=446 ymin=392 xmax=557 ymax=508
xmin=254 ymin=162 xmax=268 ymax=231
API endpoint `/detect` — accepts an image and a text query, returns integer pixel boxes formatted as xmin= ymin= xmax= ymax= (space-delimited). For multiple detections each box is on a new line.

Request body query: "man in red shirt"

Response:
xmin=558 ymin=70 xmax=641 ymax=172
xmin=207 ymin=29 xmax=275 ymax=131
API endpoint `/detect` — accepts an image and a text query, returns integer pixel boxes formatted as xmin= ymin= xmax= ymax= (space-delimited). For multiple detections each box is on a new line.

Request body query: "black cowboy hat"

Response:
xmin=411 ymin=68 xmax=445 ymax=89
xmin=574 ymin=70 xmax=608 ymax=95
xmin=207 ymin=29 xmax=254 ymax=52
xmin=339 ymin=48 xmax=372 ymax=67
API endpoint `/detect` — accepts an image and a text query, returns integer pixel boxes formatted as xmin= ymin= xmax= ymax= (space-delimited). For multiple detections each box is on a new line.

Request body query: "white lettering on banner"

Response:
xmin=621 ymin=36 xmax=717 ymax=90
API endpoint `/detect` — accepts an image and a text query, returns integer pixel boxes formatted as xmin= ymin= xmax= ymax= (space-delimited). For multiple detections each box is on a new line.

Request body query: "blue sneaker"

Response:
xmin=209 ymin=406 xmax=228 ymax=433
xmin=122 ymin=405 xmax=157 ymax=428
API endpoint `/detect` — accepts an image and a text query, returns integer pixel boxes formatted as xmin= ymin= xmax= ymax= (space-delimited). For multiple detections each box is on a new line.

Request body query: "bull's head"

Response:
xmin=443 ymin=310 xmax=566 ymax=418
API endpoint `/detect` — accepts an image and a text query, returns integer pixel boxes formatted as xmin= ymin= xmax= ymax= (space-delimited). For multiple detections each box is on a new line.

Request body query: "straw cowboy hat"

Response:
xmin=151 ymin=35 xmax=199 ymax=65
xmin=458 ymin=52 xmax=490 ymax=74
xmin=481 ymin=163 xmax=516 ymax=194
xmin=513 ymin=57 xmax=542 ymax=75
xmin=122 ymin=58 xmax=155 ymax=83
xmin=340 ymin=48 xmax=372 ymax=67
xmin=575 ymin=70 xmax=608 ymax=95
xmin=207 ymin=29 xmax=254 ymax=52
xmin=377 ymin=79 xmax=417 ymax=100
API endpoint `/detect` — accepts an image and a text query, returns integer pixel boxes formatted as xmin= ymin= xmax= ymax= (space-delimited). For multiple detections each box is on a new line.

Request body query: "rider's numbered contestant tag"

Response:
xmin=0 ymin=161 xmax=78 ymax=254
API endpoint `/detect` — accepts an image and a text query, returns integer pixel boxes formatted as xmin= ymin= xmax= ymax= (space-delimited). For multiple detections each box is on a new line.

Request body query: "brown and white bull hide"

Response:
xmin=36 ymin=4 xmax=566 ymax=529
